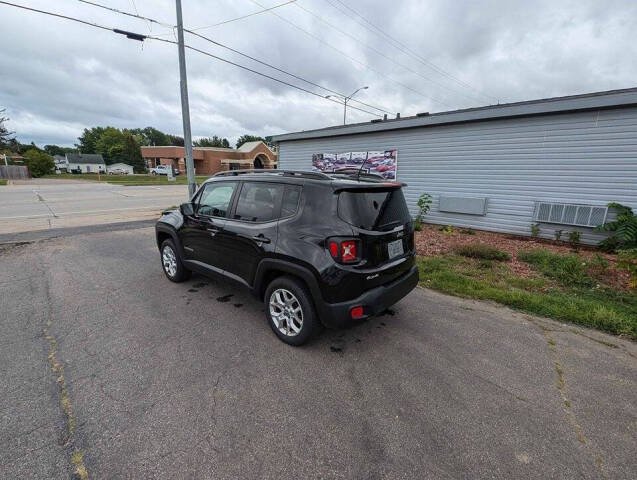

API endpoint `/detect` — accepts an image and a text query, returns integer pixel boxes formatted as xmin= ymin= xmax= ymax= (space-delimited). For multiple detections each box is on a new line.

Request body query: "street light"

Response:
xmin=326 ymin=86 xmax=369 ymax=125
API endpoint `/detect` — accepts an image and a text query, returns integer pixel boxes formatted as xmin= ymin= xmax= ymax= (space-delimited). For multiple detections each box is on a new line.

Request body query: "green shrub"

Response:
xmin=554 ymin=229 xmax=563 ymax=241
xmin=596 ymin=203 xmax=637 ymax=251
xmin=414 ymin=193 xmax=432 ymax=231
xmin=455 ymin=244 xmax=511 ymax=261
xmin=617 ymin=248 xmax=637 ymax=289
xmin=568 ymin=231 xmax=581 ymax=251
xmin=440 ymin=225 xmax=454 ymax=234
xmin=460 ymin=228 xmax=476 ymax=235
xmin=530 ymin=223 xmax=540 ymax=237
xmin=518 ymin=249 xmax=593 ymax=288
xmin=23 ymin=148 xmax=54 ymax=177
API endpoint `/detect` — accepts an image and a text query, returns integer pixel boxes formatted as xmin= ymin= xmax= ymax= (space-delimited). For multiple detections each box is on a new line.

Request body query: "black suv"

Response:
xmin=155 ymin=169 xmax=418 ymax=345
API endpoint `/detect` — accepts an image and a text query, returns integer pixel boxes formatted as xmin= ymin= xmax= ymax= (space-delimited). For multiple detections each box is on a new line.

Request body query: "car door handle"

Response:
xmin=206 ymin=227 xmax=220 ymax=236
xmin=252 ymin=235 xmax=270 ymax=244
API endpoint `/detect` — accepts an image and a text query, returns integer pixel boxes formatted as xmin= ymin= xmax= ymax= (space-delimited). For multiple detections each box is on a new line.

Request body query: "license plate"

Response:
xmin=387 ymin=239 xmax=404 ymax=258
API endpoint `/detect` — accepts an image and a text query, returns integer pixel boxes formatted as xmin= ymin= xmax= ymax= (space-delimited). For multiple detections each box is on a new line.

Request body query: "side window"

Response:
xmin=234 ymin=182 xmax=284 ymax=222
xmin=281 ymin=185 xmax=301 ymax=218
xmin=197 ymin=182 xmax=236 ymax=217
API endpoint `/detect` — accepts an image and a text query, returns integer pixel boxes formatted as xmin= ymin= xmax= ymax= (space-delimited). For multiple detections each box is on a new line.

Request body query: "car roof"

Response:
xmin=201 ymin=169 xmax=403 ymax=188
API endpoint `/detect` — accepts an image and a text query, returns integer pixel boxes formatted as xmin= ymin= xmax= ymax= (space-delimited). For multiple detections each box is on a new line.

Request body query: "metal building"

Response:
xmin=272 ymin=88 xmax=637 ymax=244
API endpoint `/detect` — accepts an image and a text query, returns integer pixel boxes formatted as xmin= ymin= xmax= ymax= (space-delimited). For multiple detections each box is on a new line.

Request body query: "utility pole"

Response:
xmin=175 ymin=0 xmax=196 ymax=197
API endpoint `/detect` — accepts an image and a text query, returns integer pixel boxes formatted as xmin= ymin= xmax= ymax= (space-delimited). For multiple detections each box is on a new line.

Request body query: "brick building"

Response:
xmin=141 ymin=141 xmax=277 ymax=175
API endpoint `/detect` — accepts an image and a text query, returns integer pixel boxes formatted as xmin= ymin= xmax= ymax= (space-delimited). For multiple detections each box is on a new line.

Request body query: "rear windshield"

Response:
xmin=338 ymin=189 xmax=411 ymax=231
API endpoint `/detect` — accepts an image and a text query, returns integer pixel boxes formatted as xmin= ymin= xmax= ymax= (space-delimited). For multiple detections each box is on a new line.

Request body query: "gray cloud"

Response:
xmin=1 ymin=0 xmax=635 ymax=147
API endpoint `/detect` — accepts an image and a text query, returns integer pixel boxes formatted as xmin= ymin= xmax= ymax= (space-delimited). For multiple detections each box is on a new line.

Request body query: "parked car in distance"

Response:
xmin=155 ymin=169 xmax=418 ymax=345
xmin=108 ymin=167 xmax=129 ymax=175
xmin=150 ymin=164 xmax=179 ymax=175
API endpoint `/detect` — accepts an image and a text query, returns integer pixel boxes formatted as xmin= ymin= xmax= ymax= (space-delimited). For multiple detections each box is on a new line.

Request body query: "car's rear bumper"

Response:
xmin=316 ymin=265 xmax=419 ymax=328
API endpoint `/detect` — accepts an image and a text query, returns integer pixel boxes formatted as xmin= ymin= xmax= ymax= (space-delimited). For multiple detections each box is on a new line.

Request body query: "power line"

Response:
xmin=0 ymin=1 xmax=381 ymax=119
xmin=0 ymin=0 xmax=113 ymax=32
xmin=76 ymin=0 xmax=173 ymax=28
xmin=181 ymin=43 xmax=381 ymax=117
xmin=185 ymin=29 xmax=394 ymax=115
xmin=75 ymin=0 xmax=395 ymax=114
xmin=190 ymin=0 xmax=298 ymax=32
xmin=249 ymin=0 xmax=452 ymax=109
xmin=326 ymin=0 xmax=499 ymax=103
xmin=293 ymin=1 xmax=487 ymax=105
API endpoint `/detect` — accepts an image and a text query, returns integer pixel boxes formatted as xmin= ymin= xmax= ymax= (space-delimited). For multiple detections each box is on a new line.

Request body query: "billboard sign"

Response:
xmin=311 ymin=149 xmax=397 ymax=179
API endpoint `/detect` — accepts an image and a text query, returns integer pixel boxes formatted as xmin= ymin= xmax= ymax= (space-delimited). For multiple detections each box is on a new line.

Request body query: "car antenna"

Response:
xmin=356 ymin=152 xmax=369 ymax=182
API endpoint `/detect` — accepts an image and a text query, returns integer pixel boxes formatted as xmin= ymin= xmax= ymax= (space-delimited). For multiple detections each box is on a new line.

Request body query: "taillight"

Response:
xmin=341 ymin=240 xmax=357 ymax=262
xmin=327 ymin=238 xmax=359 ymax=263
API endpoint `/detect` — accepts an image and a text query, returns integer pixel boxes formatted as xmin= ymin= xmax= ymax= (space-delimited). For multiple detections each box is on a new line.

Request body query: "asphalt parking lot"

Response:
xmin=0 ymin=180 xmax=187 ymax=234
xmin=1 ymin=225 xmax=636 ymax=479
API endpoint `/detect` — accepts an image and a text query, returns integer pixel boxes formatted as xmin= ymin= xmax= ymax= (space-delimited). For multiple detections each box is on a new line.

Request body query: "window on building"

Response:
xmin=233 ymin=182 xmax=284 ymax=222
xmin=197 ymin=182 xmax=237 ymax=217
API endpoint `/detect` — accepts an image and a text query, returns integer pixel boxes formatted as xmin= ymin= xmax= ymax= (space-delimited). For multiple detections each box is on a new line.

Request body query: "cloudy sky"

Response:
xmin=1 ymin=0 xmax=636 ymax=147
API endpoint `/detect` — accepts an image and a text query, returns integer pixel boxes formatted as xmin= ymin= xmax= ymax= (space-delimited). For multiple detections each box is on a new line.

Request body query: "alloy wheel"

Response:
xmin=162 ymin=245 xmax=177 ymax=277
xmin=269 ymin=288 xmax=304 ymax=336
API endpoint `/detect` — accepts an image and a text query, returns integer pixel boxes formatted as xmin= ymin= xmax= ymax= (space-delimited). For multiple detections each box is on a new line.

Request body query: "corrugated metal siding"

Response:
xmin=278 ymin=106 xmax=637 ymax=245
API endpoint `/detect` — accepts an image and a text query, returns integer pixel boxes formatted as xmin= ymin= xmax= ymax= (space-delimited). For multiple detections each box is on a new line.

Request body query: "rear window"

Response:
xmin=338 ymin=189 xmax=411 ymax=231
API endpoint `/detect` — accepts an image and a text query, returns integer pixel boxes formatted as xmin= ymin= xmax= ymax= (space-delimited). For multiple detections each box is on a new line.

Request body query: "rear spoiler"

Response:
xmin=332 ymin=181 xmax=406 ymax=193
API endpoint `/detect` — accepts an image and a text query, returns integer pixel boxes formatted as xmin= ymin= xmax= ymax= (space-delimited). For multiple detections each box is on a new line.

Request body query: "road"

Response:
xmin=0 ymin=180 xmax=188 ymax=234
xmin=1 ymin=225 xmax=636 ymax=479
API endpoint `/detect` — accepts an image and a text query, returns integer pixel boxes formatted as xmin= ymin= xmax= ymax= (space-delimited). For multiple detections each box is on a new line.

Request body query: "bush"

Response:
xmin=530 ymin=223 xmax=540 ymax=237
xmin=617 ymin=248 xmax=637 ymax=289
xmin=23 ymin=148 xmax=54 ymax=177
xmin=518 ymin=249 xmax=593 ymax=288
xmin=596 ymin=203 xmax=637 ymax=251
xmin=460 ymin=228 xmax=476 ymax=235
xmin=568 ymin=231 xmax=581 ymax=251
xmin=414 ymin=193 xmax=432 ymax=231
xmin=455 ymin=244 xmax=511 ymax=261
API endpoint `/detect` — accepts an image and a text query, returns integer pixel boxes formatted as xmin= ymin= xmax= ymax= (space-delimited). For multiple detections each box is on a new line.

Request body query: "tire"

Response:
xmin=160 ymin=239 xmax=191 ymax=282
xmin=264 ymin=276 xmax=318 ymax=346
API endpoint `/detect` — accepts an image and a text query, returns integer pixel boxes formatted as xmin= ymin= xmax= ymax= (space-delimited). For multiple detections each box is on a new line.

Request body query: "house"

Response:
xmin=273 ymin=87 xmax=637 ymax=245
xmin=140 ymin=140 xmax=277 ymax=176
xmin=106 ymin=163 xmax=134 ymax=175
xmin=53 ymin=155 xmax=68 ymax=172
xmin=66 ymin=153 xmax=106 ymax=173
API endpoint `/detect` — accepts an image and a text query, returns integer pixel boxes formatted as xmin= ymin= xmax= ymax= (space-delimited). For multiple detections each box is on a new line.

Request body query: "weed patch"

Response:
xmin=518 ymin=249 xmax=593 ymax=288
xmin=455 ymin=244 xmax=510 ymax=261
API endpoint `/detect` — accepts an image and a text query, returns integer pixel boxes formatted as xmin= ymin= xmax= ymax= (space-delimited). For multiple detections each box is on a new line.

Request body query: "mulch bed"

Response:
xmin=414 ymin=223 xmax=629 ymax=289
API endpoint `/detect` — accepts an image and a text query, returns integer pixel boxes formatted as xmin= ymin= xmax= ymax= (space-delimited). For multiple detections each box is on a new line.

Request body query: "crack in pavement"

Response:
xmin=525 ymin=316 xmax=609 ymax=480
xmin=33 ymin=189 xmax=58 ymax=218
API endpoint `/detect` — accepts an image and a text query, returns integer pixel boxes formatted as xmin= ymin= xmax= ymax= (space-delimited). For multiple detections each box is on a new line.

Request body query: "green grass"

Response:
xmin=42 ymin=173 xmax=209 ymax=186
xmin=518 ymin=249 xmax=594 ymax=288
xmin=417 ymin=254 xmax=637 ymax=340
xmin=455 ymin=244 xmax=511 ymax=261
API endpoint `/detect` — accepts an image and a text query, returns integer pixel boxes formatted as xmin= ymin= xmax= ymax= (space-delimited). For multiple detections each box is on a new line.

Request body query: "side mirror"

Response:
xmin=180 ymin=202 xmax=195 ymax=216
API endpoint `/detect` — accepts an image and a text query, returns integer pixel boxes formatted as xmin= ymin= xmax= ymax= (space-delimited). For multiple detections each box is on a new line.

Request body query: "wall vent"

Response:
xmin=534 ymin=202 xmax=608 ymax=227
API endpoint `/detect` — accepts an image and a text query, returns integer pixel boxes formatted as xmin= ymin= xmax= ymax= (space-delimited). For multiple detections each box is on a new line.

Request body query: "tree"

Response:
xmin=0 ymin=109 xmax=14 ymax=148
xmin=167 ymin=134 xmax=184 ymax=147
xmin=235 ymin=135 xmax=265 ymax=149
xmin=23 ymin=149 xmax=54 ymax=177
xmin=94 ymin=127 xmax=126 ymax=164
xmin=122 ymin=133 xmax=146 ymax=173
xmin=44 ymin=145 xmax=76 ymax=156
xmin=76 ymin=127 xmax=106 ymax=153
xmin=194 ymin=135 xmax=230 ymax=148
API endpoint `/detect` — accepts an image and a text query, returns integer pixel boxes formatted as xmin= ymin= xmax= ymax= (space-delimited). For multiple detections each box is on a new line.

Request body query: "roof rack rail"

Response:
xmin=212 ymin=169 xmax=331 ymax=180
